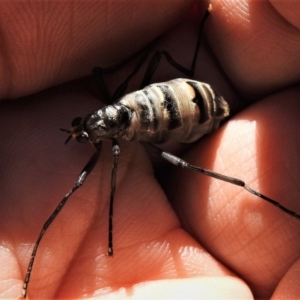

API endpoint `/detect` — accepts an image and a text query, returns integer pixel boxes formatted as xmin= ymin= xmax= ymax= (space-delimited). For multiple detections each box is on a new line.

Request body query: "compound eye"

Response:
xmin=76 ymin=133 xmax=89 ymax=143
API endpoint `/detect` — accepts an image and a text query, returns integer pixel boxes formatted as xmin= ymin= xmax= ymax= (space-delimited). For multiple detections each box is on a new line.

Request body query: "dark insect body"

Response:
xmin=21 ymin=5 xmax=300 ymax=299
xmin=71 ymin=79 xmax=229 ymax=145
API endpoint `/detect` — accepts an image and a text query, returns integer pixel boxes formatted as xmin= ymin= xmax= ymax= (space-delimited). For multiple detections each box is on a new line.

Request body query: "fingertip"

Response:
xmin=93 ymin=277 xmax=253 ymax=299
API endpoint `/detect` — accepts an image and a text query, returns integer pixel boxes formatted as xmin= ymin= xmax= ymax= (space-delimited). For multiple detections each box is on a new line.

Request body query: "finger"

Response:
xmin=0 ymin=0 xmax=194 ymax=99
xmin=91 ymin=277 xmax=253 ymax=300
xmin=271 ymin=258 xmax=300 ymax=299
xmin=208 ymin=0 xmax=300 ymax=98
xmin=169 ymin=85 xmax=300 ymax=298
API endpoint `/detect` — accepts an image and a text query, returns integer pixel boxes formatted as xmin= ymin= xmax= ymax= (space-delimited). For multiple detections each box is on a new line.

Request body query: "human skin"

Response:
xmin=1 ymin=0 xmax=300 ymax=299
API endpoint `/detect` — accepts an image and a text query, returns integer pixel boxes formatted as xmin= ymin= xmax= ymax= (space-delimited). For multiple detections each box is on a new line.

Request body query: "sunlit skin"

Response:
xmin=1 ymin=1 xmax=300 ymax=299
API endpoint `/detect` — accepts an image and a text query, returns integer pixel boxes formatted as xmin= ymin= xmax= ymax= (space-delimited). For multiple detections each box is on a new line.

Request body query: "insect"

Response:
xmin=20 ymin=4 xmax=300 ymax=299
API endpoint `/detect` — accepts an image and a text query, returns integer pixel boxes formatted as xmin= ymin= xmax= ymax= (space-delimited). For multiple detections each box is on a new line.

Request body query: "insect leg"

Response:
xmin=21 ymin=142 xmax=102 ymax=299
xmin=145 ymin=143 xmax=300 ymax=220
xmin=93 ymin=4 xmax=211 ymax=103
xmin=139 ymin=4 xmax=212 ymax=88
xmin=107 ymin=140 xmax=120 ymax=256
xmin=93 ymin=41 xmax=155 ymax=103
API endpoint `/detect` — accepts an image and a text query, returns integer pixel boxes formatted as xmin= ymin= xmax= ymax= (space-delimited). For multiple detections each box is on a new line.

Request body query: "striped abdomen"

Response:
xmin=119 ymin=79 xmax=229 ymax=144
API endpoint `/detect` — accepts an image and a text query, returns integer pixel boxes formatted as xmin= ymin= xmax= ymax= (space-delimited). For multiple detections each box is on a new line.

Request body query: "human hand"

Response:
xmin=1 ymin=1 xmax=300 ymax=299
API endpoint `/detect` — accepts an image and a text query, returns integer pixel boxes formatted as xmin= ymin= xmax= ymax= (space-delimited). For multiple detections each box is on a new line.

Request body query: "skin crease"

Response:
xmin=0 ymin=0 xmax=300 ymax=299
